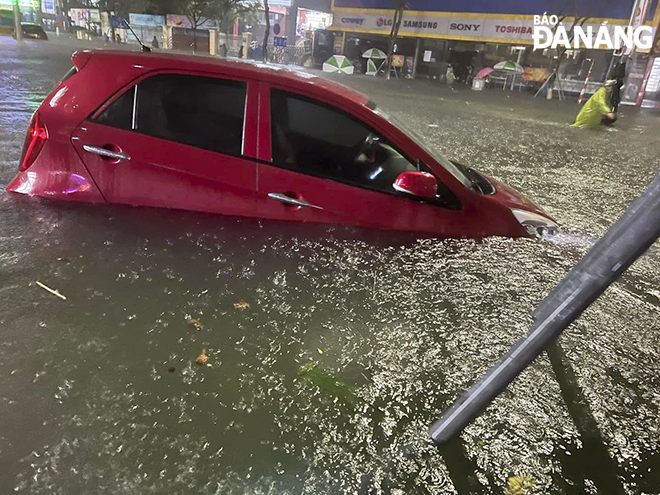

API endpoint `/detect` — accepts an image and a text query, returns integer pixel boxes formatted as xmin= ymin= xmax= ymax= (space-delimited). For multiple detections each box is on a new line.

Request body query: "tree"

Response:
xmin=262 ymin=0 xmax=269 ymax=62
xmin=217 ymin=0 xmax=259 ymax=33
xmin=150 ymin=0 xmax=257 ymax=53
xmin=181 ymin=0 xmax=220 ymax=53
xmin=385 ymin=0 xmax=408 ymax=80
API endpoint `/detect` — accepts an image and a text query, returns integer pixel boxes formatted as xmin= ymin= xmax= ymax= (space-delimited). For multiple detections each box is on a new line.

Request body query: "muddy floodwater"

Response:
xmin=1 ymin=37 xmax=659 ymax=494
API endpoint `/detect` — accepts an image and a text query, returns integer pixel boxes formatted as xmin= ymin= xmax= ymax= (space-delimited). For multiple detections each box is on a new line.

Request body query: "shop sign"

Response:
xmin=392 ymin=54 xmax=405 ymax=67
xmin=332 ymin=12 xmax=539 ymax=40
xmin=447 ymin=20 xmax=483 ymax=36
xmin=332 ymin=0 xmax=655 ymax=23
xmin=111 ymin=15 xmax=129 ymax=29
xmin=332 ymin=11 xmax=657 ymax=46
xmin=339 ymin=16 xmax=367 ymax=27
xmin=522 ymin=67 xmax=548 ymax=82
xmin=0 ymin=0 xmax=37 ymax=10
xmin=482 ymin=19 xmax=534 ymax=40
xmin=129 ymin=13 xmax=165 ymax=27
xmin=335 ymin=13 xmax=449 ymax=35
xmin=69 ymin=8 xmax=91 ymax=26
xmin=41 ymin=0 xmax=56 ymax=15
xmin=166 ymin=14 xmax=218 ymax=30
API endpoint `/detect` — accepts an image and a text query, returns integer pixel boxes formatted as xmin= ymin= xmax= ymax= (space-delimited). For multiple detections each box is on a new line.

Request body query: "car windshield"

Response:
xmin=367 ymin=101 xmax=472 ymax=189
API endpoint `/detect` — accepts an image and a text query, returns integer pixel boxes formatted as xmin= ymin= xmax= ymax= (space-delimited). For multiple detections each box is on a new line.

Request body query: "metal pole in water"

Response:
xmin=429 ymin=171 xmax=660 ymax=445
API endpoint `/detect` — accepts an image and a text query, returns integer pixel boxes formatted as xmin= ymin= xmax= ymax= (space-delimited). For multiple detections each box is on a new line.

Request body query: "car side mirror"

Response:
xmin=393 ymin=171 xmax=438 ymax=199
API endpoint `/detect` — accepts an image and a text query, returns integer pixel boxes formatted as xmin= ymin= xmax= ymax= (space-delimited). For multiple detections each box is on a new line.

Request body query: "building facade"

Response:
xmin=327 ymin=0 xmax=660 ymax=103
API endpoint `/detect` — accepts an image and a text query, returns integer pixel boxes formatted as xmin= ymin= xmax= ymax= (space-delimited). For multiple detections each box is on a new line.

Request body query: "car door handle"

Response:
xmin=268 ymin=192 xmax=323 ymax=210
xmin=82 ymin=144 xmax=131 ymax=161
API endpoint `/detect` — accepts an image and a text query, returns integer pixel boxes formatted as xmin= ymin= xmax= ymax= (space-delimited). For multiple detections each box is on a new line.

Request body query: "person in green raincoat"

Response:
xmin=571 ymin=80 xmax=617 ymax=129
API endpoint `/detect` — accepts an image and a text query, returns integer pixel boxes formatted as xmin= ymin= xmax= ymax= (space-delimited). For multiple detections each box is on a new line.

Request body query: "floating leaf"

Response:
xmin=195 ymin=349 xmax=208 ymax=365
xmin=186 ymin=318 xmax=204 ymax=330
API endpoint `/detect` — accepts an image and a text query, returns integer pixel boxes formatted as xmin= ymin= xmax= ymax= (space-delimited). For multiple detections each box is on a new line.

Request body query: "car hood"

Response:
xmin=484 ymin=174 xmax=556 ymax=222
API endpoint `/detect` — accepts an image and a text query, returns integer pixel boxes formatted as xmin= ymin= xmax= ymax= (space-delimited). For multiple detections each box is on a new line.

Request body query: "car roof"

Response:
xmin=85 ymin=50 xmax=370 ymax=107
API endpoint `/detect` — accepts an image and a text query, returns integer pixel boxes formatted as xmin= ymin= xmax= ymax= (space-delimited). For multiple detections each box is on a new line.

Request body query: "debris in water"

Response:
xmin=168 ymin=367 xmax=176 ymax=373
xmin=505 ymin=475 xmax=535 ymax=495
xmin=195 ymin=349 xmax=209 ymax=365
xmin=233 ymin=301 xmax=250 ymax=311
xmin=186 ymin=318 xmax=204 ymax=330
xmin=36 ymin=281 xmax=67 ymax=300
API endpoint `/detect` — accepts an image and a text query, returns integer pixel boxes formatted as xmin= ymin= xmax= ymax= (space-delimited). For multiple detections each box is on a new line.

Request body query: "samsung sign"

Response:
xmin=403 ymin=20 xmax=439 ymax=30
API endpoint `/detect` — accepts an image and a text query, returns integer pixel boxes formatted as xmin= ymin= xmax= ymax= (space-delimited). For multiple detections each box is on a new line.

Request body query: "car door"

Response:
xmin=72 ymin=72 xmax=258 ymax=218
xmin=255 ymin=86 xmax=466 ymax=236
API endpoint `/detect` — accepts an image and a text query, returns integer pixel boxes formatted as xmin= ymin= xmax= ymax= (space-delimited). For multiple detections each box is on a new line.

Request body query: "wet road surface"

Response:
xmin=1 ymin=36 xmax=660 ymax=494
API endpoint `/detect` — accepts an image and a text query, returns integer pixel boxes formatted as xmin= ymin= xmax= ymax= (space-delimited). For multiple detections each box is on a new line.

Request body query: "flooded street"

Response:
xmin=1 ymin=36 xmax=660 ymax=494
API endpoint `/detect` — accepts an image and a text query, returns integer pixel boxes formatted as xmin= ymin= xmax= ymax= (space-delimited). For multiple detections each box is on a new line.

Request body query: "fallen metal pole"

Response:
xmin=430 ymin=171 xmax=660 ymax=445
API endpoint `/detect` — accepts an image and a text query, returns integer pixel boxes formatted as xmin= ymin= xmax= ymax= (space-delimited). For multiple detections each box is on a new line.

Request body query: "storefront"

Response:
xmin=327 ymin=0 xmax=660 ymax=95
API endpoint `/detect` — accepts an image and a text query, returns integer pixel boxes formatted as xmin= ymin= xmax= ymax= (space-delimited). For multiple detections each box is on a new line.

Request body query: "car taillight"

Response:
xmin=19 ymin=112 xmax=48 ymax=171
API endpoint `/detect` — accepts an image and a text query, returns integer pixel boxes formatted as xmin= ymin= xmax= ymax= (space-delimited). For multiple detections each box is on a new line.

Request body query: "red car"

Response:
xmin=6 ymin=50 xmax=557 ymax=238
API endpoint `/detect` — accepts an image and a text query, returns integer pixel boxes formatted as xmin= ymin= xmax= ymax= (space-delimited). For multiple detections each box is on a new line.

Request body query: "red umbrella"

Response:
xmin=475 ymin=67 xmax=494 ymax=80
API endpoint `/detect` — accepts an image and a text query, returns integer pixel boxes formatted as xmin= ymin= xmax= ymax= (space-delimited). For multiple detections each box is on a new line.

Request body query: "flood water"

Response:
xmin=1 ymin=36 xmax=659 ymax=494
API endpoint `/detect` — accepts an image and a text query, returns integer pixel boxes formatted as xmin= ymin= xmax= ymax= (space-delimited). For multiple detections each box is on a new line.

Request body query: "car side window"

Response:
xmin=270 ymin=90 xmax=418 ymax=195
xmin=137 ymin=74 xmax=246 ymax=155
xmin=95 ymin=74 xmax=247 ymax=156
xmin=95 ymin=86 xmax=134 ymax=130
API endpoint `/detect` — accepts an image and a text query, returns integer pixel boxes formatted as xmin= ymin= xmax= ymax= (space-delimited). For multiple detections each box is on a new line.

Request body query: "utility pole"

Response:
xmin=35 ymin=0 xmax=43 ymax=25
xmin=13 ymin=0 xmax=23 ymax=41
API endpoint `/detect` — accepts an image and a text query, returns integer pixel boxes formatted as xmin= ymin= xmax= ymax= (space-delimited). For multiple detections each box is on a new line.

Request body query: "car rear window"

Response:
xmin=94 ymin=74 xmax=246 ymax=157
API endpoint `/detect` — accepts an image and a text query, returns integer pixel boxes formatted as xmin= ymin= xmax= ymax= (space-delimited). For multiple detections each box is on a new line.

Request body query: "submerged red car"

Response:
xmin=6 ymin=50 xmax=557 ymax=238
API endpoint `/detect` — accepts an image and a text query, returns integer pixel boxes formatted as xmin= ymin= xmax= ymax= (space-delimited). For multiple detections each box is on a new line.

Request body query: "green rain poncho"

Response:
xmin=571 ymin=86 xmax=613 ymax=129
